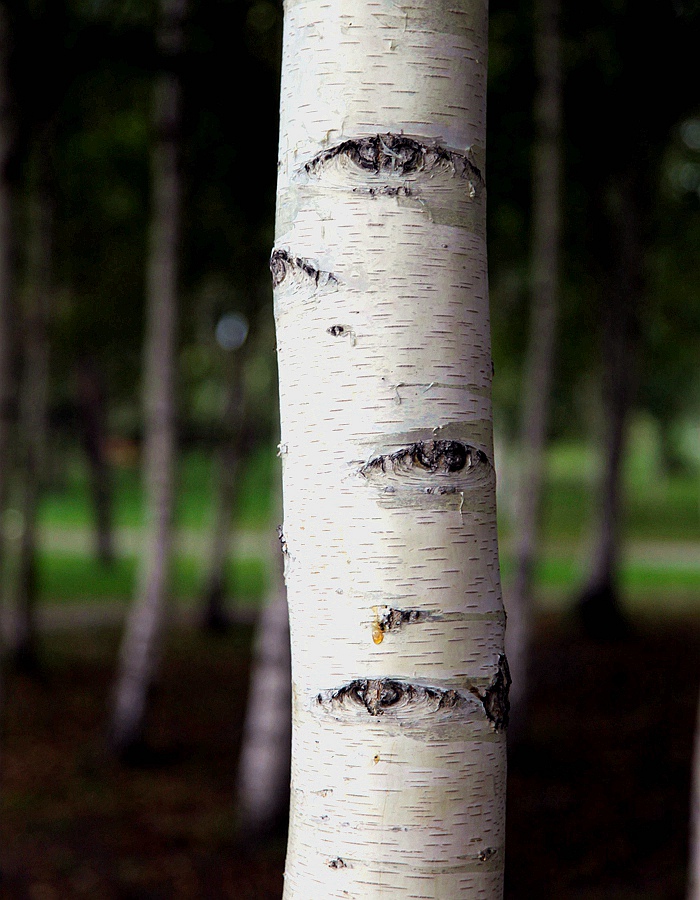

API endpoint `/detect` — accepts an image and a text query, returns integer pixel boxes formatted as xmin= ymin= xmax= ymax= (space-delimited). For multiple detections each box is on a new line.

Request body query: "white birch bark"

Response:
xmin=236 ymin=527 xmax=292 ymax=837
xmin=274 ymin=2 xmax=507 ymax=897
xmin=110 ymin=0 xmax=184 ymax=755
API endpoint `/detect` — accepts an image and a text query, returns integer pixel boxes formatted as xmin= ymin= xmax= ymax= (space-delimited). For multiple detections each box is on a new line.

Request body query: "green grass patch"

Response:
xmin=35 ymin=551 xmax=267 ymax=604
xmin=39 ymin=445 xmax=278 ymax=533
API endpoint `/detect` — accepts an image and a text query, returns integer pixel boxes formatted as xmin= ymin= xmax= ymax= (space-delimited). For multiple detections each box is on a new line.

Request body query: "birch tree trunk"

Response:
xmin=110 ymin=0 xmax=184 ymax=757
xmin=201 ymin=348 xmax=246 ymax=631
xmin=273 ymin=2 xmax=507 ymax=897
xmin=690 ymin=690 xmax=700 ymax=900
xmin=235 ymin=525 xmax=292 ymax=839
xmin=13 ymin=134 xmax=53 ymax=673
xmin=0 ymin=1 xmax=14 ymax=733
xmin=76 ymin=353 xmax=114 ymax=564
xmin=577 ymin=177 xmax=641 ymax=640
xmin=506 ymin=0 xmax=562 ymax=741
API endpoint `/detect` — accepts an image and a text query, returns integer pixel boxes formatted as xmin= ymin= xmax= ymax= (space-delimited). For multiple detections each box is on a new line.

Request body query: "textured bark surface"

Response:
xmin=506 ymin=0 xmax=562 ymax=741
xmin=274 ymin=2 xmax=506 ymax=897
xmin=110 ymin=0 xmax=184 ymax=756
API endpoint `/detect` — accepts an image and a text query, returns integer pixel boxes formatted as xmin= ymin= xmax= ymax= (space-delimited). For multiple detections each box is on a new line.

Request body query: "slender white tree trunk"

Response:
xmin=506 ymin=0 xmax=562 ymax=740
xmin=236 ymin=526 xmax=292 ymax=838
xmin=274 ymin=3 xmax=507 ymax=897
xmin=110 ymin=0 xmax=184 ymax=756
xmin=201 ymin=350 xmax=245 ymax=630
xmin=0 ymin=2 xmax=14 ymax=737
xmin=690 ymin=691 xmax=700 ymax=900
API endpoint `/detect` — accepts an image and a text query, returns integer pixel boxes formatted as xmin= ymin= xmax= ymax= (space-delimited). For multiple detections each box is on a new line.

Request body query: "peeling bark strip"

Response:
xmin=318 ymin=678 xmax=461 ymax=717
xmin=269 ymin=248 xmax=338 ymax=289
xmin=468 ymin=655 xmax=511 ymax=732
xmin=304 ymin=133 xmax=484 ymax=192
xmin=360 ymin=440 xmax=489 ymax=477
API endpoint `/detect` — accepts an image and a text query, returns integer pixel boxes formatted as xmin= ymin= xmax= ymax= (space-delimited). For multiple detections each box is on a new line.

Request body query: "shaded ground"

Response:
xmin=0 ymin=612 xmax=698 ymax=898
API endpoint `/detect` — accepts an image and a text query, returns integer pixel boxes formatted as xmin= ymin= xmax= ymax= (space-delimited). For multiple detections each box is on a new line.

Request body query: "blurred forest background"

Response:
xmin=0 ymin=0 xmax=698 ymax=897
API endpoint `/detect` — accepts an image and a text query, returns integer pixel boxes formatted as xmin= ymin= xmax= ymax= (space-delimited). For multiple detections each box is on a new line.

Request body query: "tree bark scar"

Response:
xmin=277 ymin=524 xmax=288 ymax=556
xmin=359 ymin=441 xmax=489 ymax=478
xmin=270 ymin=248 xmax=338 ymax=289
xmin=317 ymin=678 xmax=462 ymax=717
xmin=372 ymin=606 xmax=421 ymax=644
xmin=328 ymin=858 xmax=348 ymax=869
xmin=468 ymin=655 xmax=511 ymax=732
xmin=303 ymin=133 xmax=484 ymax=192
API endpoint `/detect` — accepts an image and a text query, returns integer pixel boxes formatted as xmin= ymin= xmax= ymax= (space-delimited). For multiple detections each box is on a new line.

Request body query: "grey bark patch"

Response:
xmin=318 ymin=678 xmax=461 ymax=718
xmin=269 ymin=248 xmax=338 ymax=289
xmin=376 ymin=606 xmax=421 ymax=633
xmin=360 ymin=441 xmax=488 ymax=478
xmin=277 ymin=524 xmax=288 ymax=556
xmin=304 ymin=133 xmax=484 ymax=193
xmin=469 ymin=655 xmax=511 ymax=732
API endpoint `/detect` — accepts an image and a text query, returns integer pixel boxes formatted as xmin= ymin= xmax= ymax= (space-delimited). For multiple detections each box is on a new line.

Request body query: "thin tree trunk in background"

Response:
xmin=690 ymin=691 xmax=700 ymax=900
xmin=13 ymin=134 xmax=53 ymax=673
xmin=76 ymin=354 xmax=113 ymax=564
xmin=577 ymin=178 xmax=641 ymax=639
xmin=506 ymin=0 xmax=563 ymax=742
xmin=235 ymin=522 xmax=291 ymax=839
xmin=274 ymin=2 xmax=506 ymax=896
xmin=201 ymin=350 xmax=245 ymax=631
xmin=0 ymin=6 xmax=17 ymax=653
xmin=110 ymin=0 xmax=184 ymax=758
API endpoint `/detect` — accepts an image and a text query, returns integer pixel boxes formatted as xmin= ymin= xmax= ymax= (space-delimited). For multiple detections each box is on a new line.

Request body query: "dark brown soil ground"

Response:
xmin=0 ymin=612 xmax=698 ymax=898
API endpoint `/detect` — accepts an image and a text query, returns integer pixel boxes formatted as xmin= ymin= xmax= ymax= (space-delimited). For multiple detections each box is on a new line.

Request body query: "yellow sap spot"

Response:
xmin=373 ymin=754 xmax=380 ymax=765
xmin=372 ymin=622 xmax=384 ymax=644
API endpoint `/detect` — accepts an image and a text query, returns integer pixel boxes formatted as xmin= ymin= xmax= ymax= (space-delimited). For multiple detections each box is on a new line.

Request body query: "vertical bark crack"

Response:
xmin=468 ymin=655 xmax=511 ymax=732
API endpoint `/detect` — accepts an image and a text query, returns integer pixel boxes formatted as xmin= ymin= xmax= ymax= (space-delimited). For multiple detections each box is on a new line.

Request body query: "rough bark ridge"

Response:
xmin=506 ymin=0 xmax=562 ymax=740
xmin=110 ymin=0 xmax=184 ymax=756
xmin=273 ymin=2 xmax=506 ymax=897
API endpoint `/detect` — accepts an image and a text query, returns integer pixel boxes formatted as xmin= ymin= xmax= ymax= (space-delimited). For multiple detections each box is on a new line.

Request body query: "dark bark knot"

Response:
xmin=304 ymin=133 xmax=484 ymax=194
xmin=270 ymin=248 xmax=338 ymax=289
xmin=360 ymin=441 xmax=488 ymax=478
xmin=377 ymin=607 xmax=421 ymax=633
xmin=468 ymin=655 xmax=511 ymax=732
xmin=328 ymin=858 xmax=348 ymax=869
xmin=318 ymin=679 xmax=460 ymax=718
